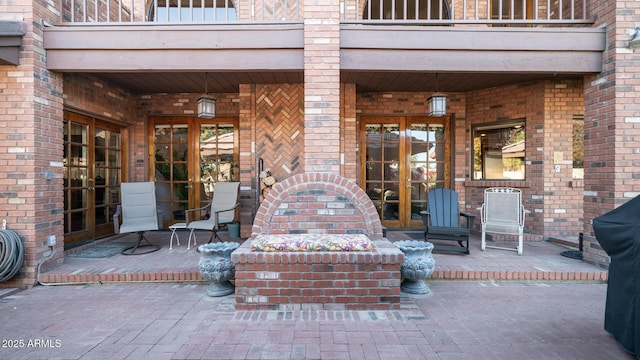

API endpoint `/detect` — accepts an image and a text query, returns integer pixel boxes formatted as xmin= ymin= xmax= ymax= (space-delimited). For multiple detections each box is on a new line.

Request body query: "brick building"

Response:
xmin=0 ymin=0 xmax=638 ymax=287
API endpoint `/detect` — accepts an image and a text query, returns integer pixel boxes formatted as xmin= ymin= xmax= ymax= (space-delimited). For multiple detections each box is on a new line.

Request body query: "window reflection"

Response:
xmin=473 ymin=121 xmax=525 ymax=180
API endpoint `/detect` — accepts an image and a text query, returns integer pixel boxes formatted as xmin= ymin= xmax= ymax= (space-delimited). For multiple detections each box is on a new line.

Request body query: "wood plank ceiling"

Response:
xmin=94 ymin=71 xmax=568 ymax=94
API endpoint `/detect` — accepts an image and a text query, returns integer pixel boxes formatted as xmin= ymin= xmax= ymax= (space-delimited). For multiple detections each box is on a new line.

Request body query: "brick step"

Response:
xmin=37 ymin=267 xmax=607 ymax=285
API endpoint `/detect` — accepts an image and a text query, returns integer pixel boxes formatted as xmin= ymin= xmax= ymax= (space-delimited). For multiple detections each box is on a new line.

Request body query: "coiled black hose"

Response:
xmin=0 ymin=229 xmax=24 ymax=283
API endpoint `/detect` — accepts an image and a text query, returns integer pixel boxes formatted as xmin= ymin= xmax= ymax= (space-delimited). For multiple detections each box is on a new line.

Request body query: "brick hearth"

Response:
xmin=233 ymin=172 xmax=402 ymax=310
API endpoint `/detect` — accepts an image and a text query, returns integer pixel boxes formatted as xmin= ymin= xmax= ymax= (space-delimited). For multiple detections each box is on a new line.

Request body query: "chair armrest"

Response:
xmin=211 ymin=202 xmax=240 ymax=214
xmin=419 ymin=210 xmax=430 ymax=227
xmin=185 ymin=203 xmax=211 ymax=225
xmin=477 ymin=204 xmax=486 ymax=223
xmin=113 ymin=205 xmax=122 ymax=234
xmin=211 ymin=203 xmax=240 ymax=228
xmin=460 ymin=212 xmax=476 ymax=229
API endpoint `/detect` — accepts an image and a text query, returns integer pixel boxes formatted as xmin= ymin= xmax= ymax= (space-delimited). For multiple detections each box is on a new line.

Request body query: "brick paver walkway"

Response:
xmin=0 ymin=282 xmax=633 ymax=359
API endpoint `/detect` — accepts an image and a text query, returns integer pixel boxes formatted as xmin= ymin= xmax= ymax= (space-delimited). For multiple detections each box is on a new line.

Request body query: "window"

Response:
xmin=363 ymin=0 xmax=451 ymax=20
xmin=573 ymin=116 xmax=584 ymax=179
xmin=491 ymin=0 xmax=533 ymax=20
xmin=149 ymin=0 xmax=237 ymax=22
xmin=473 ymin=120 xmax=525 ymax=180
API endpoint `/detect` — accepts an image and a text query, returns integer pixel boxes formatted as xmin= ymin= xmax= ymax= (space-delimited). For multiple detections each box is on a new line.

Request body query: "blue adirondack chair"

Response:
xmin=420 ymin=188 xmax=476 ymax=254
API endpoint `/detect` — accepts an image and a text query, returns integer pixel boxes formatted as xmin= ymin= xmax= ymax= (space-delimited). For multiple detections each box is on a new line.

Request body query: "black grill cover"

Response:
xmin=593 ymin=195 xmax=640 ymax=356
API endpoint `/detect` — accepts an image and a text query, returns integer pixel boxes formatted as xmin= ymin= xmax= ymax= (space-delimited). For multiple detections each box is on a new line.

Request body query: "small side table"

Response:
xmin=169 ymin=223 xmax=196 ymax=249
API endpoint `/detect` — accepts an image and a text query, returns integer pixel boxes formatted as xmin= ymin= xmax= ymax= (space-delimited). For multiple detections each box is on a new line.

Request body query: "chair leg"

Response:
xmin=207 ymin=229 xmax=223 ymax=243
xmin=121 ymin=231 xmax=160 ymax=255
xmin=481 ymin=226 xmax=486 ymax=251
xmin=517 ymin=232 xmax=523 ymax=255
xmin=188 ymin=229 xmax=198 ymax=250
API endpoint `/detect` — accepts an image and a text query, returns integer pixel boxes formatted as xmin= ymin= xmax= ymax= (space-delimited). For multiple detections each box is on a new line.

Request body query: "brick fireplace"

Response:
xmin=232 ymin=172 xmax=403 ymax=310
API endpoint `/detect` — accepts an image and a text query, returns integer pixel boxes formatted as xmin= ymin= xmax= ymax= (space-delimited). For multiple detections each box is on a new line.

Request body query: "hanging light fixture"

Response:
xmin=197 ymin=73 xmax=216 ymax=119
xmin=428 ymin=73 xmax=447 ymax=117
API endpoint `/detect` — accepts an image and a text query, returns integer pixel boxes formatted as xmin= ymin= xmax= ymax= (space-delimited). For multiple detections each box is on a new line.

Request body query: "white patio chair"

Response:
xmin=478 ymin=187 xmax=528 ymax=255
xmin=186 ymin=182 xmax=240 ymax=245
xmin=113 ymin=182 xmax=161 ymax=255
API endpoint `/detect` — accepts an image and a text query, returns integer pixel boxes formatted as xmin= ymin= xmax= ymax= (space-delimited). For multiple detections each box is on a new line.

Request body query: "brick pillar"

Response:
xmin=582 ymin=1 xmax=640 ymax=267
xmin=304 ymin=0 xmax=341 ymax=173
xmin=341 ymin=83 xmax=357 ymax=181
xmin=0 ymin=2 xmax=65 ymax=287
xmin=238 ymin=84 xmax=255 ymax=238
xmin=543 ymin=80 xmax=584 ymax=239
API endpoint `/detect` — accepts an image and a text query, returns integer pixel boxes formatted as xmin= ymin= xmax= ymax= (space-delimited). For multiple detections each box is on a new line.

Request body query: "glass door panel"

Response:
xmin=364 ymin=122 xmax=403 ymax=227
xmin=151 ymin=117 xmax=238 ymax=227
xmin=154 ymin=124 xmax=190 ymax=223
xmin=94 ymin=127 xmax=122 ymax=238
xmin=64 ymin=112 xmax=123 ymax=247
xmin=408 ymin=122 xmax=447 ymax=227
xmin=64 ymin=121 xmax=90 ymax=242
xmin=198 ymin=123 xmax=237 ymax=211
xmin=362 ymin=117 xmax=449 ymax=229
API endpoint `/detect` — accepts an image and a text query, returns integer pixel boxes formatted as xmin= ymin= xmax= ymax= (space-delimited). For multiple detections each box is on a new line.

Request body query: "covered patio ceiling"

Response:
xmin=44 ymin=24 xmax=602 ymax=95
xmin=84 ymin=70 xmax=576 ymax=94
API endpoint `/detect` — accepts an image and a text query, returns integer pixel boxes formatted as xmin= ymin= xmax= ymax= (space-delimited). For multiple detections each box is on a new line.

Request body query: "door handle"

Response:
xmin=87 ymin=186 xmax=95 ymax=191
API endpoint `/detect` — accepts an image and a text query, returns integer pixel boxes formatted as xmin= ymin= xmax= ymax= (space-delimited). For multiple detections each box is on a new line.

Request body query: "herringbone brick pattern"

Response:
xmin=255 ymin=84 xmax=304 ymax=181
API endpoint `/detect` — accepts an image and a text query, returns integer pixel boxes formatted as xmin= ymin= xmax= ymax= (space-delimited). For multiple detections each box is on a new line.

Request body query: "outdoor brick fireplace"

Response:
xmin=232 ymin=172 xmax=403 ymax=310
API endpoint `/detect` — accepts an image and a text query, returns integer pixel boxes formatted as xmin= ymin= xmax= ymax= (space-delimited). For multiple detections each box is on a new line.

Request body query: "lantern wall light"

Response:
xmin=428 ymin=73 xmax=447 ymax=117
xmin=197 ymin=73 xmax=216 ymax=119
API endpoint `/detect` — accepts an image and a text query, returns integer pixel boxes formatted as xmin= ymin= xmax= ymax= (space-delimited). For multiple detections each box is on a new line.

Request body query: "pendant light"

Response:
xmin=428 ymin=73 xmax=446 ymax=117
xmin=197 ymin=73 xmax=216 ymax=119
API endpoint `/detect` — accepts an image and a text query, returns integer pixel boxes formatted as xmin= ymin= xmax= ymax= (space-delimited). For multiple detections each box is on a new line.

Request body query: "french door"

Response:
xmin=149 ymin=116 xmax=238 ymax=227
xmin=360 ymin=116 xmax=450 ymax=229
xmin=63 ymin=112 xmax=124 ymax=248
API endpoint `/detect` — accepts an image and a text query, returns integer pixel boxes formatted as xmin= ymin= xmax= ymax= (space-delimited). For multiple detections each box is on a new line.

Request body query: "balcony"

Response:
xmin=45 ymin=0 xmax=601 ymax=95
xmin=59 ymin=0 xmax=591 ymax=26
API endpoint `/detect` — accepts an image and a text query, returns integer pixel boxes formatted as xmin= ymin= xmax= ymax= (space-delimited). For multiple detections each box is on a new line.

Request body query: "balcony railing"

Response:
xmin=58 ymin=0 xmax=591 ymax=25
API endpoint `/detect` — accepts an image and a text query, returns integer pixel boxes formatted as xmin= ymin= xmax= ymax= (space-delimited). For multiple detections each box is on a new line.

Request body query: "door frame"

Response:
xmin=63 ymin=111 xmax=127 ymax=248
xmin=359 ymin=115 xmax=451 ymax=229
xmin=148 ymin=116 xmax=239 ymax=227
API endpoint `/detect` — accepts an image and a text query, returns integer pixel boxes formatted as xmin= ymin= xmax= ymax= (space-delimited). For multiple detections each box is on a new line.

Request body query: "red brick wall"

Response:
xmin=304 ymin=0 xmax=341 ymax=173
xmin=233 ymin=239 xmax=403 ymax=311
xmin=254 ymin=84 xmax=305 ymax=182
xmin=0 ymin=1 xmax=67 ymax=286
xmin=542 ymin=79 xmax=584 ymax=238
xmin=581 ymin=0 xmax=637 ymax=266
xmin=252 ymin=172 xmax=385 ymax=239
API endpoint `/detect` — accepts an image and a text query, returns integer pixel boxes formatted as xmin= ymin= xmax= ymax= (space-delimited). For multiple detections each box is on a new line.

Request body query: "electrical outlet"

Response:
xmin=47 ymin=235 xmax=56 ymax=246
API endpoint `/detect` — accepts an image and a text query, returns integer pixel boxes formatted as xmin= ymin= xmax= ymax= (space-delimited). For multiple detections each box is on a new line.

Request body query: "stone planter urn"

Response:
xmin=394 ymin=240 xmax=436 ymax=294
xmin=198 ymin=242 xmax=240 ymax=297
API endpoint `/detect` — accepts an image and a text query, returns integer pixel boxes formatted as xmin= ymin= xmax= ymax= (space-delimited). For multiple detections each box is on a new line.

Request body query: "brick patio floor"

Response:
xmin=37 ymin=230 xmax=607 ymax=285
xmin=0 ymin=230 xmax=632 ymax=359
xmin=0 ymin=281 xmax=632 ymax=359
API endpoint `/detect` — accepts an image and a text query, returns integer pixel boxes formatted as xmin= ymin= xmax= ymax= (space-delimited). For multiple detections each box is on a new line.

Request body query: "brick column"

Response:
xmin=238 ymin=84 xmax=255 ymax=238
xmin=582 ymin=1 xmax=640 ymax=267
xmin=304 ymin=0 xmax=341 ymax=173
xmin=0 ymin=2 xmax=65 ymax=286
xmin=341 ymin=83 xmax=357 ymax=181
